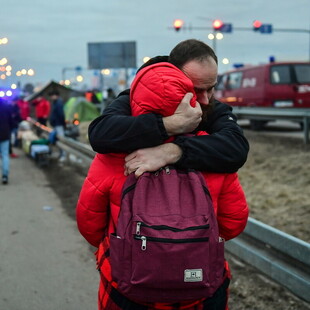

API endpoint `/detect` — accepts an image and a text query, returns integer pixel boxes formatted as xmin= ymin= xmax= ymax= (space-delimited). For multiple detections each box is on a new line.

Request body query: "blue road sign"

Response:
xmin=221 ymin=23 xmax=233 ymax=33
xmin=260 ymin=24 xmax=273 ymax=34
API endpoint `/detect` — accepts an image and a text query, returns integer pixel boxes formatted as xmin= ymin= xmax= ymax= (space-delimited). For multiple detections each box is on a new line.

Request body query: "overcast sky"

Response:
xmin=1 ymin=0 xmax=309 ymax=89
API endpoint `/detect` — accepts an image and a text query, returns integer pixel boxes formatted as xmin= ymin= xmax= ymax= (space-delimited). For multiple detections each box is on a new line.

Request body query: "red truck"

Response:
xmin=215 ymin=62 xmax=310 ymax=128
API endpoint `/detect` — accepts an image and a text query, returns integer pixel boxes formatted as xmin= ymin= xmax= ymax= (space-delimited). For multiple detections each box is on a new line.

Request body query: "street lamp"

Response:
xmin=76 ymin=75 xmax=83 ymax=82
xmin=0 ymin=37 xmax=8 ymax=45
xmin=207 ymin=32 xmax=224 ymax=54
xmin=0 ymin=58 xmax=8 ymax=65
xmin=27 ymin=69 xmax=35 ymax=76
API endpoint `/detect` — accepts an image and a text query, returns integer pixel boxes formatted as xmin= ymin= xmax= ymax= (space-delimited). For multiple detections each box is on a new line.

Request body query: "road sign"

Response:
xmin=88 ymin=41 xmax=137 ymax=69
xmin=260 ymin=24 xmax=273 ymax=34
xmin=221 ymin=23 xmax=233 ymax=33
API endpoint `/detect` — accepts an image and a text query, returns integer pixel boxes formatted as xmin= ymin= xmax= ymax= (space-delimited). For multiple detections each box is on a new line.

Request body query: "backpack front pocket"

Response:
xmin=130 ymin=226 xmax=211 ymax=289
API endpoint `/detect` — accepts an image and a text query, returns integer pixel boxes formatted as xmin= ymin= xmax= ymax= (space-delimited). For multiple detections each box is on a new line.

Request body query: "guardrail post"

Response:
xmin=303 ymin=116 xmax=309 ymax=144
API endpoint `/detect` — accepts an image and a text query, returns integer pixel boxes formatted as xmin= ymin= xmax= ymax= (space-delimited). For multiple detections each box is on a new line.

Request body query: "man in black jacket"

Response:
xmin=89 ymin=39 xmax=249 ymax=177
xmin=0 ymin=98 xmax=14 ymax=184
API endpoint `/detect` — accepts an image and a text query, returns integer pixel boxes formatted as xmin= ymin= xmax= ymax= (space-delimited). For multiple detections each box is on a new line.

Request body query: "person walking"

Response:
xmin=9 ymin=100 xmax=22 ymax=158
xmin=0 ymin=98 xmax=14 ymax=184
xmin=48 ymin=90 xmax=66 ymax=161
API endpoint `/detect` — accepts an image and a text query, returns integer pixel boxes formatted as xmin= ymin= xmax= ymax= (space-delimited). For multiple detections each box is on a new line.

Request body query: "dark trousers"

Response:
xmin=109 ymin=277 xmax=230 ymax=310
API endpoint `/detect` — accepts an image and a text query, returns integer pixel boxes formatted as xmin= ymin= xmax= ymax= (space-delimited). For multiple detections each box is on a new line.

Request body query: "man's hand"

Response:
xmin=124 ymin=143 xmax=182 ymax=177
xmin=163 ymin=93 xmax=202 ymax=136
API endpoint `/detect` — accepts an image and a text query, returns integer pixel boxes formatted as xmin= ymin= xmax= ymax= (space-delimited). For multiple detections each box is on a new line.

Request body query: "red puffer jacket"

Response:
xmin=77 ymin=63 xmax=248 ymax=247
xmin=76 ymin=63 xmax=248 ymax=310
xmin=32 ymin=97 xmax=50 ymax=118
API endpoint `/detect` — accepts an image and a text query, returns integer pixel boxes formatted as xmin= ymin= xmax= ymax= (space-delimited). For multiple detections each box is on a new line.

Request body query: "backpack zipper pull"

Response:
xmin=141 ymin=236 xmax=147 ymax=251
xmin=165 ymin=166 xmax=170 ymax=174
xmin=136 ymin=222 xmax=141 ymax=235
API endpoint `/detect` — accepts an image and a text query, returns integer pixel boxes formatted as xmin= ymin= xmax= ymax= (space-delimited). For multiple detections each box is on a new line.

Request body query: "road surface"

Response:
xmin=0 ymin=149 xmax=98 ymax=310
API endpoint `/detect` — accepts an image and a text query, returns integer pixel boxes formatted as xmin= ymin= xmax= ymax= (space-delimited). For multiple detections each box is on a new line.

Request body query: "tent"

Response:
xmin=25 ymin=81 xmax=84 ymax=103
xmin=64 ymin=96 xmax=100 ymax=122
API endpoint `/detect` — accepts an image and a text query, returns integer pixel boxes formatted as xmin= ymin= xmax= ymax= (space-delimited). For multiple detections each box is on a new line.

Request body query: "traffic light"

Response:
xmin=253 ymin=20 xmax=262 ymax=31
xmin=212 ymin=20 xmax=233 ymax=33
xmin=213 ymin=19 xmax=223 ymax=31
xmin=253 ymin=20 xmax=273 ymax=33
xmin=173 ymin=19 xmax=184 ymax=32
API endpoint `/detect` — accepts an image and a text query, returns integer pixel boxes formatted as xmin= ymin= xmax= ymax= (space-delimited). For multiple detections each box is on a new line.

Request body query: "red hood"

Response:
xmin=130 ymin=62 xmax=197 ymax=117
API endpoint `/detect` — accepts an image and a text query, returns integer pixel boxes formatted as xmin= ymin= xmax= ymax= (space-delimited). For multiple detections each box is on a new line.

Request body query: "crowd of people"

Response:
xmin=0 ymin=91 xmax=64 ymax=183
xmin=0 ymin=87 xmax=116 ymax=184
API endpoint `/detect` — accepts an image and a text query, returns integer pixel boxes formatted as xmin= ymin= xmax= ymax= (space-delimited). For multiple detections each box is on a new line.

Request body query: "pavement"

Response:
xmin=0 ymin=149 xmax=98 ymax=310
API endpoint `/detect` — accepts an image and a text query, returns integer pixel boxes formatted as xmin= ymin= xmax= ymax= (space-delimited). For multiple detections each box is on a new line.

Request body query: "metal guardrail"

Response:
xmin=226 ymin=218 xmax=310 ymax=302
xmin=56 ymin=135 xmax=95 ymax=166
xmin=232 ymin=107 xmax=310 ymax=144
xmin=29 ymin=119 xmax=310 ymax=302
xmin=27 ymin=118 xmax=96 ymax=165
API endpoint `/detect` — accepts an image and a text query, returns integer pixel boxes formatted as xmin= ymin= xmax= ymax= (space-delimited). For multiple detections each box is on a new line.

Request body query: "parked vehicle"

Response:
xmin=215 ymin=62 xmax=310 ymax=129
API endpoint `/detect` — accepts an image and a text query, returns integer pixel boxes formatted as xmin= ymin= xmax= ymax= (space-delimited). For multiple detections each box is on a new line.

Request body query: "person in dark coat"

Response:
xmin=0 ymin=98 xmax=14 ymax=184
xmin=49 ymin=90 xmax=66 ymax=130
xmin=9 ymin=100 xmax=22 ymax=157
xmin=88 ymin=40 xmax=249 ymax=175
xmin=49 ymin=90 xmax=66 ymax=161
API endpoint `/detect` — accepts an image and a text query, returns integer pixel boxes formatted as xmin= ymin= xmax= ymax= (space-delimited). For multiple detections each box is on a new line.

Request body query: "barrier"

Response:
xmin=233 ymin=107 xmax=310 ymax=144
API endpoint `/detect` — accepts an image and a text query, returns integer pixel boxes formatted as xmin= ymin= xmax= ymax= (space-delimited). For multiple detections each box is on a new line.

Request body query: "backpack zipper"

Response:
xmin=136 ymin=221 xmax=209 ymax=235
xmin=121 ymin=183 xmax=136 ymax=199
xmin=134 ymin=235 xmax=209 ymax=251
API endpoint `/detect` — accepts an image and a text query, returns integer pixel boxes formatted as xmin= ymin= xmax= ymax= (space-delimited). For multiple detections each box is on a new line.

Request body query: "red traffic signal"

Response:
xmin=253 ymin=20 xmax=262 ymax=31
xmin=253 ymin=20 xmax=273 ymax=33
xmin=213 ymin=19 xmax=223 ymax=31
xmin=173 ymin=19 xmax=184 ymax=32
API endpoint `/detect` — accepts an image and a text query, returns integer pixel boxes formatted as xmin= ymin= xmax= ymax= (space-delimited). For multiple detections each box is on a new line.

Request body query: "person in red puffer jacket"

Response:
xmin=77 ymin=47 xmax=248 ymax=310
xmin=16 ymin=96 xmax=30 ymax=121
xmin=32 ymin=96 xmax=51 ymax=126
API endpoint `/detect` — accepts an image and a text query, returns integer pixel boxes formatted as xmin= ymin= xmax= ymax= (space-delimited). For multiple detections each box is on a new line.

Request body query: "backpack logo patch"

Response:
xmin=184 ymin=269 xmax=203 ymax=282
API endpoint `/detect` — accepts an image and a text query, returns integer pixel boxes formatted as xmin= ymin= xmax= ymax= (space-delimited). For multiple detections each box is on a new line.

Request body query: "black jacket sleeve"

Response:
xmin=88 ymin=90 xmax=169 ymax=153
xmin=88 ymin=92 xmax=249 ymax=173
xmin=173 ymin=100 xmax=249 ymax=173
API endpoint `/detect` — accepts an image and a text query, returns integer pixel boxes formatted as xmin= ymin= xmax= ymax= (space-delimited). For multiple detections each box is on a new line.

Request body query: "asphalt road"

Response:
xmin=0 ymin=149 xmax=98 ymax=310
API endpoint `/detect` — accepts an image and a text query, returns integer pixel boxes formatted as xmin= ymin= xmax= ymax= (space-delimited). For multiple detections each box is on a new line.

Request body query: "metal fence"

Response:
xmin=232 ymin=107 xmax=310 ymax=144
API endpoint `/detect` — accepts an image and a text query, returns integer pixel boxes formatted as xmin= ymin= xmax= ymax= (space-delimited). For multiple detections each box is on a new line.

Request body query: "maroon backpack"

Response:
xmin=110 ymin=166 xmax=225 ymax=303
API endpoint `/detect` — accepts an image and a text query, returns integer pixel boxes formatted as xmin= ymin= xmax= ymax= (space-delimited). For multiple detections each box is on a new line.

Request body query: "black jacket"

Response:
xmin=88 ymin=90 xmax=249 ymax=173
xmin=49 ymin=98 xmax=66 ymax=127
xmin=0 ymin=100 xmax=14 ymax=142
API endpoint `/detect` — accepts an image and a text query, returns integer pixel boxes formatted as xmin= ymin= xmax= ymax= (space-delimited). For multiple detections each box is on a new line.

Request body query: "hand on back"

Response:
xmin=124 ymin=143 xmax=182 ymax=177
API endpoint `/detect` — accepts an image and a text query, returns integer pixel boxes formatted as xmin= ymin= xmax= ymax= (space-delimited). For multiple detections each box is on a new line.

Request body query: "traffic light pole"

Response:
xmin=170 ymin=24 xmax=310 ymax=61
xmin=212 ymin=31 xmax=217 ymax=54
